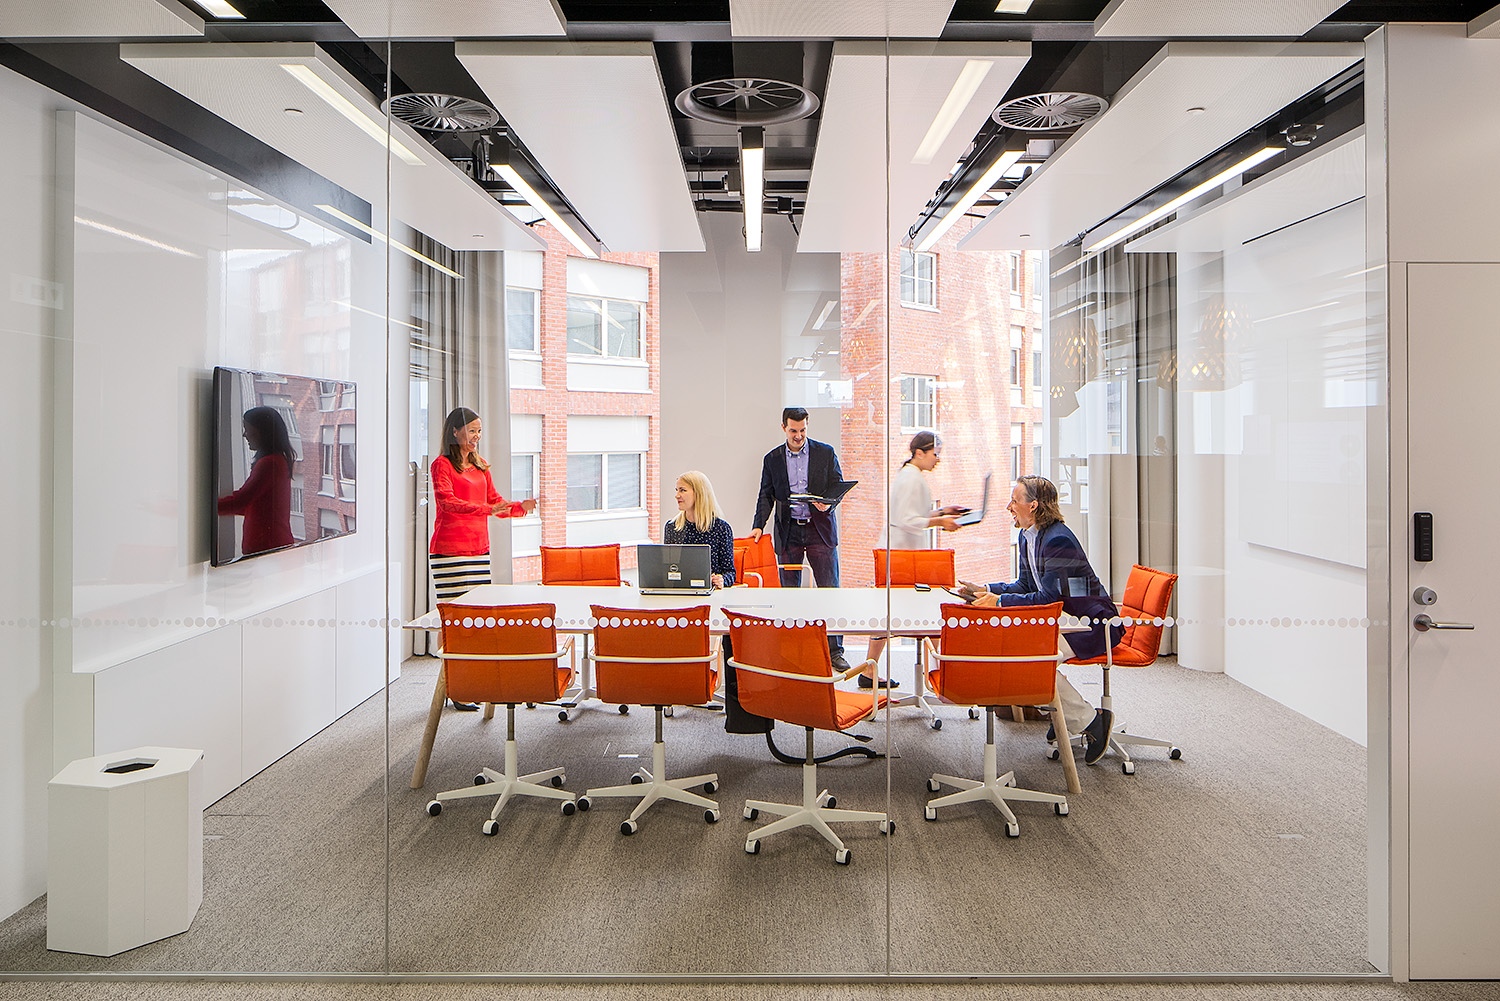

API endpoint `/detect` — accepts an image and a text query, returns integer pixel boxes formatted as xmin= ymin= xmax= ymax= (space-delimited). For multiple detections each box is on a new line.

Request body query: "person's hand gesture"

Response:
xmin=519 ymin=497 xmax=537 ymax=515
xmin=749 ymin=527 xmax=762 ymax=541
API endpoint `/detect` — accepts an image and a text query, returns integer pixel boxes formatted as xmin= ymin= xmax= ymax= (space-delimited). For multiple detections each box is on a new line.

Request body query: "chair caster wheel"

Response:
xmin=745 ymin=839 xmax=760 ymax=855
xmin=834 ymin=848 xmax=852 ymax=865
xmin=1169 ymin=747 xmax=1182 ymax=760
xmin=1055 ymin=801 xmax=1069 ymax=816
xmin=703 ymin=780 xmax=718 ymax=794
xmin=743 ymin=806 xmax=759 ymax=821
xmin=561 ymin=800 xmax=577 ymax=816
xmin=824 ymin=795 xmax=837 ymax=809
xmin=1047 ymin=748 xmax=1060 ymax=761
xmin=924 ymin=806 xmax=937 ymax=822
xmin=621 ymin=820 xmax=638 ymax=836
xmin=551 ymin=774 xmax=565 ymax=788
xmin=618 ymin=704 xmax=630 ymax=715
xmin=968 ymin=707 xmax=980 ymax=720
xmin=879 ymin=819 xmax=894 ymax=835
xmin=1005 ymin=823 xmax=1020 ymax=838
xmin=705 ymin=809 xmax=720 ymax=824
xmin=576 ymin=797 xmax=591 ymax=812
xmin=663 ymin=706 xmax=674 ymax=718
xmin=474 ymin=773 xmax=488 ymax=786
xmin=630 ymin=774 xmax=644 ymax=785
xmin=930 ymin=717 xmax=942 ymax=731
xmin=426 ymin=800 xmax=442 ymax=817
xmin=926 ymin=777 xmax=941 ymax=793
xmin=558 ymin=710 xmax=570 ymax=722
xmin=1122 ymin=761 xmax=1136 ymax=775
xmin=526 ymin=702 xmax=536 ymax=709
xmin=1003 ymin=775 xmax=1016 ymax=788
xmin=482 ymin=820 xmax=499 ymax=836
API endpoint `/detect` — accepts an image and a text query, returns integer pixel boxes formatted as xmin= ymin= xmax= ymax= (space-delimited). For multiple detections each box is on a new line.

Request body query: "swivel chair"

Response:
xmin=539 ymin=543 xmax=624 ymax=720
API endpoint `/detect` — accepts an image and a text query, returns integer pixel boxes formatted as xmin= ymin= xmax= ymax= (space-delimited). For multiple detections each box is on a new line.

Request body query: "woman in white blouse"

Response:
xmin=862 ymin=432 xmax=962 ymax=687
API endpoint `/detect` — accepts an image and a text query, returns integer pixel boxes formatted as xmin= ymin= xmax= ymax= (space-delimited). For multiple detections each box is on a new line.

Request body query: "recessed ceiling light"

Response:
xmin=197 ymin=0 xmax=247 ymax=18
xmin=283 ymin=108 xmax=304 ymax=116
xmin=995 ymin=0 xmax=1034 ymax=11
xmin=1186 ymin=107 xmax=1207 ymax=115
xmin=1019 ymin=233 xmax=1031 ymax=238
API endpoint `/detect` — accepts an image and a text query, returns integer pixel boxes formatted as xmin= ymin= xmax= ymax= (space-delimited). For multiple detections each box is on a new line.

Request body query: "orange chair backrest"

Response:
xmin=931 ymin=601 xmax=1064 ymax=707
xmin=1114 ymin=564 xmax=1178 ymax=662
xmin=590 ymin=604 xmax=716 ymax=707
xmin=727 ymin=612 xmax=837 ymax=731
xmin=873 ymin=548 xmax=956 ymax=587
xmin=733 ymin=535 xmax=780 ymax=588
xmin=437 ymin=602 xmax=568 ymax=705
xmin=540 ymin=544 xmax=622 ymax=586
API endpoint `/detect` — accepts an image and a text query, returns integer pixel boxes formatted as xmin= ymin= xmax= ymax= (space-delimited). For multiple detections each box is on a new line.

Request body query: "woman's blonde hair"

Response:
xmin=673 ymin=470 xmax=721 ymax=534
xmin=1016 ymin=474 xmax=1065 ymax=530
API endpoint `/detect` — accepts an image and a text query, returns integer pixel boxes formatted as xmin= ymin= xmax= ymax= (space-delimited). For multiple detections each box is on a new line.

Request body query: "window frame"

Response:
xmin=899 ymin=373 xmax=937 ymax=432
xmin=506 ymin=286 xmax=540 ymax=355
xmin=898 ymin=249 xmax=938 ymax=310
xmin=566 ymin=451 xmax=646 ymax=514
xmin=566 ymin=293 xmax=646 ymax=361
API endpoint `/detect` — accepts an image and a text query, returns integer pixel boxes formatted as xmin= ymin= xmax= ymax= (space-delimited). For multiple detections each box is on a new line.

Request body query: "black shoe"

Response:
xmin=450 ymin=699 xmax=479 ymax=712
xmin=1082 ymin=708 xmax=1114 ymax=765
xmin=1045 ymin=723 xmax=1056 ymax=744
xmin=857 ymin=674 xmax=900 ymax=689
xmin=830 ymin=655 xmax=852 ymax=673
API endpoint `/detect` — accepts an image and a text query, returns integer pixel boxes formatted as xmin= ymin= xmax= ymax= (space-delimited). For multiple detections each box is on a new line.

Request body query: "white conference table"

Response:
xmin=404 ymin=583 xmax=1083 ymax=794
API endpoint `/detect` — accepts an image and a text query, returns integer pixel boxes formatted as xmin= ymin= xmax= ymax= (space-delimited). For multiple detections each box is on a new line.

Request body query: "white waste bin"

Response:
xmin=47 ymin=746 xmax=204 ymax=956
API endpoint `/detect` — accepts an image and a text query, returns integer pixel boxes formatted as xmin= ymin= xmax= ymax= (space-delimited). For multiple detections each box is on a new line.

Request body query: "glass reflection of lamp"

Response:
xmin=1049 ymin=315 xmax=1100 ymax=418
xmin=1177 ymin=295 xmax=1247 ymax=392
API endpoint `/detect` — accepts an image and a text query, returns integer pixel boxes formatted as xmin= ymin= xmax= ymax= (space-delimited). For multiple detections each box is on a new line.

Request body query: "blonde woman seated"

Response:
xmin=864 ymin=431 xmax=962 ymax=689
xmin=664 ymin=470 xmax=735 ymax=588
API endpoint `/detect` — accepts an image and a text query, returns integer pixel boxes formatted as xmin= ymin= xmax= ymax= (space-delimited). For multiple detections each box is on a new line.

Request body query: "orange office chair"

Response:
xmin=732 ymin=535 xmax=784 ymax=588
xmin=580 ymin=605 xmax=722 ymax=834
xmin=1058 ymin=564 xmax=1181 ymax=774
xmin=422 ymin=603 xmax=582 ymax=833
xmin=727 ymin=613 xmax=891 ymax=864
xmin=539 ymin=544 xmax=624 ymax=720
xmin=922 ymin=601 xmax=1074 ymax=835
xmin=872 ymin=548 xmax=957 ymax=728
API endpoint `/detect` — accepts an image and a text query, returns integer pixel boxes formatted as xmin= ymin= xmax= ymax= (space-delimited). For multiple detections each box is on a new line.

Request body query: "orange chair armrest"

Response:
xmin=727 ymin=657 xmax=867 ymax=684
xmin=436 ymin=635 xmax=574 ymax=662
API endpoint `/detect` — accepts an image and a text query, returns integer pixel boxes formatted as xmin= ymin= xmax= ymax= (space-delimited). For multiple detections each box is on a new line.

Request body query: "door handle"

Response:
xmin=1413 ymin=614 xmax=1475 ymax=632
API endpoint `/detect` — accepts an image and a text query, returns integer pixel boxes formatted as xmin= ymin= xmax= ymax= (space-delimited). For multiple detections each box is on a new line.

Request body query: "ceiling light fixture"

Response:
xmin=812 ymin=300 xmax=838 ymax=329
xmin=1083 ymin=145 xmax=1283 ymax=255
xmin=280 ymin=63 xmax=424 ymax=167
xmin=314 ymin=204 xmax=464 ymax=279
xmin=491 ymin=164 xmax=599 ymax=259
xmin=995 ymin=0 xmax=1034 ymax=11
xmin=74 ymin=216 xmax=200 ymax=258
xmin=741 ymin=126 xmax=765 ymax=253
xmin=912 ymin=60 xmax=993 ymax=166
xmin=196 ymin=0 xmax=246 ymax=17
xmin=916 ymin=148 xmax=1023 ymax=251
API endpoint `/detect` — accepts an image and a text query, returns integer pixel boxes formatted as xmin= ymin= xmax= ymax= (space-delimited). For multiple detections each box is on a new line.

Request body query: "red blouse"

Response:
xmin=429 ymin=455 xmax=525 ymax=557
xmin=217 ymin=454 xmax=295 ymax=556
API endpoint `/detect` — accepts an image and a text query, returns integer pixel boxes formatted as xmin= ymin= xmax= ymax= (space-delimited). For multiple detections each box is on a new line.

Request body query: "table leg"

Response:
xmin=410 ymin=664 xmax=447 ymax=789
xmin=1010 ymin=705 xmax=1026 ymax=723
xmin=1050 ymin=700 xmax=1081 ymax=795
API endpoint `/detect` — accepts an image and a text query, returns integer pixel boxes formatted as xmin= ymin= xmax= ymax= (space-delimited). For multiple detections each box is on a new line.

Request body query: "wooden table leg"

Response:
xmin=1050 ymin=701 xmax=1081 ymax=795
xmin=1010 ymin=705 xmax=1026 ymax=723
xmin=410 ymin=664 xmax=447 ymax=789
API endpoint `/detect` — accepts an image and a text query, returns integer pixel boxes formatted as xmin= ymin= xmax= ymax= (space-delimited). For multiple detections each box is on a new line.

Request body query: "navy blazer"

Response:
xmin=752 ymin=438 xmax=843 ymax=551
xmin=988 ymin=521 xmax=1123 ymax=660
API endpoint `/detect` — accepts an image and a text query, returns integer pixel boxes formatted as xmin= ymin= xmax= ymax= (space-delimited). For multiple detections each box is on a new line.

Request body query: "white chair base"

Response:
xmin=425 ymin=707 xmax=577 ymax=833
xmin=582 ymin=710 xmax=720 ymax=832
xmin=742 ymin=731 xmax=890 ymax=864
xmin=927 ymin=710 xmax=1068 ymax=837
xmin=1052 ymin=704 xmax=1182 ymax=775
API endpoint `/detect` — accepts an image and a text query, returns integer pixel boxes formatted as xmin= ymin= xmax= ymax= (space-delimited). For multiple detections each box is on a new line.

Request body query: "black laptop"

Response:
xmin=637 ymin=544 xmax=715 ymax=596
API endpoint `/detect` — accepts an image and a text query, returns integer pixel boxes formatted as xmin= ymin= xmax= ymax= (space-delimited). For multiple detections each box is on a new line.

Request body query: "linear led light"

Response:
xmin=315 ymin=204 xmax=464 ymax=280
xmin=491 ymin=164 xmax=598 ymax=259
xmin=75 ymin=216 xmax=199 ymax=258
xmin=912 ymin=60 xmax=992 ymax=165
xmin=995 ymin=0 xmax=1034 ymax=11
xmin=915 ymin=148 xmax=1023 ymax=251
xmin=280 ymin=64 xmax=424 ymax=167
xmin=196 ymin=0 xmax=246 ymax=16
xmin=335 ymin=300 xmax=421 ymax=332
xmin=812 ymin=300 xmax=838 ymax=329
xmin=1083 ymin=145 xmax=1283 ymax=255
xmin=741 ymin=126 xmax=765 ymax=253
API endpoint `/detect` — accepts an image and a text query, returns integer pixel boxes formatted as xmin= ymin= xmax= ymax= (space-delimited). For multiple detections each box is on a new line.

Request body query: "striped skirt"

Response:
xmin=430 ymin=553 xmax=492 ymax=602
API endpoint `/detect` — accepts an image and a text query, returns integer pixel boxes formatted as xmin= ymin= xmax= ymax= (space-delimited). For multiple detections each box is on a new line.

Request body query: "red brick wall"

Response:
xmin=839 ymin=218 xmax=1045 ymax=588
xmin=510 ymin=224 xmax=660 ymax=583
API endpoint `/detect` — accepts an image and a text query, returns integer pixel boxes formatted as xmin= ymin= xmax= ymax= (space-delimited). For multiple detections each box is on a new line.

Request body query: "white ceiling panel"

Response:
xmin=121 ymin=43 xmax=545 ymax=253
xmin=0 ymin=0 xmax=202 ymax=37
xmin=457 ymin=42 xmax=704 ymax=253
xmin=960 ymin=42 xmax=1363 ymax=254
xmin=730 ymin=0 xmax=956 ymax=38
xmin=799 ymin=41 xmax=1030 ymax=253
xmin=320 ymin=0 xmax=566 ymax=39
xmin=1124 ymin=128 xmax=1364 ymax=255
xmin=1094 ymin=0 xmax=1346 ymax=38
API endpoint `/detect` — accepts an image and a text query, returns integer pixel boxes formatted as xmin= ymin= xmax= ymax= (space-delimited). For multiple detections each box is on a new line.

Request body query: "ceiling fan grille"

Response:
xmin=991 ymin=92 xmax=1108 ymax=131
xmin=381 ymin=93 xmax=499 ymax=132
xmin=675 ymin=77 xmax=820 ymax=126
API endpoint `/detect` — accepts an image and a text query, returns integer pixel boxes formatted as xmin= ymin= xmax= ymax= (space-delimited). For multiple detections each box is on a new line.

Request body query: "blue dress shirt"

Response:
xmin=785 ymin=444 xmax=810 ymax=520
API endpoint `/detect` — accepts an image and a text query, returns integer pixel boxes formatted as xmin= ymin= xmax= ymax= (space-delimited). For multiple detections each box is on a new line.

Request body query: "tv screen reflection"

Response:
xmin=212 ymin=366 xmax=357 ymax=566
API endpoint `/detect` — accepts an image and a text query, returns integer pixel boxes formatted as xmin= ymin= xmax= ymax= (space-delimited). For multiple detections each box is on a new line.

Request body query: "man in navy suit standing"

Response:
xmin=751 ymin=407 xmax=871 ymax=680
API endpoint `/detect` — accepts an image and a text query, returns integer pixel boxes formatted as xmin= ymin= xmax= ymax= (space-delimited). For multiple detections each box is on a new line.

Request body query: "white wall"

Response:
xmin=658 ymin=212 xmax=841 ymax=537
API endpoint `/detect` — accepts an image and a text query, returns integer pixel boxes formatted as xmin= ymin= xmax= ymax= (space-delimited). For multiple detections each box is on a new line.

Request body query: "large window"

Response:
xmin=506 ymin=287 xmax=539 ymax=353
xmin=319 ymin=426 xmax=335 ymax=496
xmin=899 ymin=374 xmax=936 ymax=430
xmin=337 ymin=425 xmax=355 ymax=501
xmin=899 ymin=249 xmax=936 ymax=308
xmin=567 ymin=452 xmax=643 ymax=512
xmin=511 ymin=453 xmax=538 ymax=504
xmin=567 ymin=295 xmax=642 ymax=359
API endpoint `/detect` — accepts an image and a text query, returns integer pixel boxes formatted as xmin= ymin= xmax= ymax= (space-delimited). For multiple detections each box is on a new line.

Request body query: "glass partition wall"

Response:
xmin=0 ymin=14 xmax=1385 ymax=982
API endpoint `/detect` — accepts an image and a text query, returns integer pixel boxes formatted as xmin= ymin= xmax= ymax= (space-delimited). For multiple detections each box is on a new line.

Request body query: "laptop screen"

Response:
xmin=637 ymin=544 xmax=713 ymax=590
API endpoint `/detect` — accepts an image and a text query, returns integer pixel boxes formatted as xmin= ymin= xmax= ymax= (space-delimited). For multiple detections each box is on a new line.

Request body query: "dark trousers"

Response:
xmin=776 ymin=522 xmax=845 ymax=662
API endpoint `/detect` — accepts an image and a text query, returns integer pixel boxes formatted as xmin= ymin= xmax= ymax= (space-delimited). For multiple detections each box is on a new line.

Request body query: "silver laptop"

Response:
xmin=637 ymin=544 xmax=715 ymax=595
xmin=953 ymin=473 xmax=992 ymax=527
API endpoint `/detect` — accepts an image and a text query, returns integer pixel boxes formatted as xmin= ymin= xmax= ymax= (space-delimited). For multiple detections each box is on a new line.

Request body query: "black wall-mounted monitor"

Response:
xmin=212 ymin=366 xmax=357 ymax=567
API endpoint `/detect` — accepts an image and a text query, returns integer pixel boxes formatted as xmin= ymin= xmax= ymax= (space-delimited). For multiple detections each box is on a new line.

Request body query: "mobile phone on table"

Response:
xmin=913 ymin=582 xmax=932 ymax=591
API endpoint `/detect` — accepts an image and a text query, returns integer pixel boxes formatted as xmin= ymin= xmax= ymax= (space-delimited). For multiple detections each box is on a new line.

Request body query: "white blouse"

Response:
xmin=879 ymin=462 xmax=933 ymax=550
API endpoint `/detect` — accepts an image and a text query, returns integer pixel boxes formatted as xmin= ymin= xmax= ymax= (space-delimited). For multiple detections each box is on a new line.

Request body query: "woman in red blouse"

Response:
xmin=430 ymin=407 xmax=537 ymax=710
xmin=217 ymin=406 xmax=297 ymax=557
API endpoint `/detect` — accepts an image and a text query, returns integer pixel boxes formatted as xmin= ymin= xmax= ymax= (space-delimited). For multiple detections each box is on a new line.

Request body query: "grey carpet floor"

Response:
xmin=0 ymin=646 xmax=1373 ymax=977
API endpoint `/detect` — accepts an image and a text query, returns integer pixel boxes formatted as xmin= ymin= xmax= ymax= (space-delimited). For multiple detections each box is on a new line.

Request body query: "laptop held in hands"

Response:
xmin=953 ymin=473 xmax=992 ymax=527
xmin=789 ymin=479 xmax=859 ymax=508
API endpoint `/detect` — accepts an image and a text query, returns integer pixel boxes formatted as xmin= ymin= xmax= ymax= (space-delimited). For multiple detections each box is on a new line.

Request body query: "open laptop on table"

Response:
xmin=953 ymin=472 xmax=992 ymax=527
xmin=637 ymin=544 xmax=715 ymax=596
